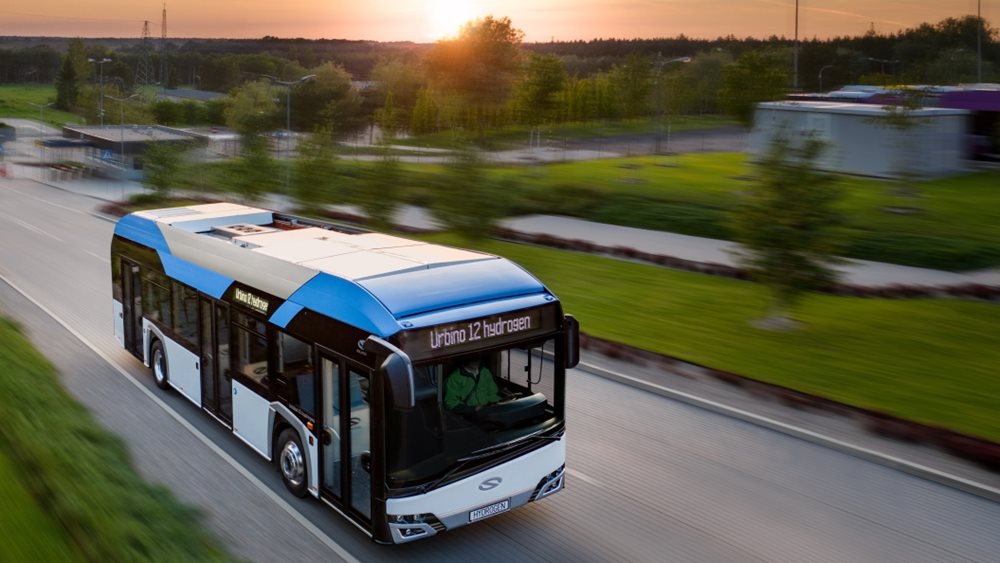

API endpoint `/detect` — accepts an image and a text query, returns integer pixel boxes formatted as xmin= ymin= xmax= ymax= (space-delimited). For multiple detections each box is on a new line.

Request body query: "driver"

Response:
xmin=445 ymin=356 xmax=501 ymax=411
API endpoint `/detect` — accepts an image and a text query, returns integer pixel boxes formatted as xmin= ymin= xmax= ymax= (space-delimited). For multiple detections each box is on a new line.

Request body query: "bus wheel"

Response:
xmin=277 ymin=428 xmax=308 ymax=497
xmin=150 ymin=339 xmax=170 ymax=390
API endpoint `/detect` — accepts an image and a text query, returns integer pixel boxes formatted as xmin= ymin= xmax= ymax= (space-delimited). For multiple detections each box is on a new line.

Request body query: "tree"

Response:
xmin=370 ymin=56 xmax=425 ymax=132
xmin=425 ymin=16 xmax=525 ymax=137
xmin=293 ymin=62 xmax=365 ymax=137
xmin=719 ymin=50 xmax=790 ymax=129
xmin=224 ymin=80 xmax=278 ymax=136
xmin=871 ymin=88 xmax=928 ymax=211
xmin=729 ymin=134 xmax=845 ymax=328
xmin=674 ymin=49 xmax=733 ymax=115
xmin=292 ymin=129 xmax=339 ymax=212
xmin=516 ymin=53 xmax=567 ymax=127
xmin=610 ymin=53 xmax=654 ymax=119
xmin=409 ymin=87 xmax=440 ymax=134
xmin=223 ymin=81 xmax=280 ymax=202
xmin=430 ymin=147 xmax=510 ymax=240
xmin=358 ymin=145 xmax=402 ymax=232
xmin=142 ymin=142 xmax=184 ymax=199
xmin=55 ymin=55 xmax=79 ymax=110
xmin=224 ymin=135 xmax=278 ymax=203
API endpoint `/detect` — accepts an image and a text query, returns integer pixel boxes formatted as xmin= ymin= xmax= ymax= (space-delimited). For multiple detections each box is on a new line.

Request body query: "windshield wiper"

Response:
xmin=459 ymin=430 xmax=564 ymax=462
xmin=419 ymin=431 xmax=563 ymax=494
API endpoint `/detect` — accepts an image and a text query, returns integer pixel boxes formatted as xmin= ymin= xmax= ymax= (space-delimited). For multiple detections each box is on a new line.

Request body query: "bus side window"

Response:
xmin=141 ymin=273 xmax=172 ymax=327
xmin=278 ymin=332 xmax=315 ymax=417
xmin=172 ymin=283 xmax=199 ymax=346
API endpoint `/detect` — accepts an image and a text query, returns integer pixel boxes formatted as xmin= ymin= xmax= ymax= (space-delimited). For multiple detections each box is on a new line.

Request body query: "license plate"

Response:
xmin=469 ymin=499 xmax=510 ymax=522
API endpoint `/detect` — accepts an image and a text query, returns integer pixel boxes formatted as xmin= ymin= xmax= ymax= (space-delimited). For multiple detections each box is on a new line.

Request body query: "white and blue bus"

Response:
xmin=111 ymin=202 xmax=578 ymax=543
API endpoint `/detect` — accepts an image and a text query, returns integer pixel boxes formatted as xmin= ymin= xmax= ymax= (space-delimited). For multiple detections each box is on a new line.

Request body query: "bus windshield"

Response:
xmin=386 ymin=337 xmax=562 ymax=489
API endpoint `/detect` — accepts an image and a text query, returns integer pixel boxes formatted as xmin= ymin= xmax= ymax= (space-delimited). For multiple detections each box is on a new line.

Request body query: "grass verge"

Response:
xmin=0 ymin=316 xmax=231 ymax=561
xmin=0 ymin=84 xmax=83 ymax=127
xmin=0 ymin=449 xmax=81 ymax=562
xmin=425 ymin=234 xmax=1000 ymax=442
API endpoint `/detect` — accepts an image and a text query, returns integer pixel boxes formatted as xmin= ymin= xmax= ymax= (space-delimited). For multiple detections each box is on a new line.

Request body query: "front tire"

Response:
xmin=150 ymin=339 xmax=170 ymax=390
xmin=277 ymin=428 xmax=308 ymax=497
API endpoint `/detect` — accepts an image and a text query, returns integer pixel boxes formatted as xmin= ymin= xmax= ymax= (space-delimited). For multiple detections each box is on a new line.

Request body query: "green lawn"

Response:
xmin=395 ymin=115 xmax=738 ymax=150
xmin=0 ymin=450 xmax=81 ymax=562
xmin=0 ymin=84 xmax=82 ymax=127
xmin=188 ymin=149 xmax=1000 ymax=269
xmin=425 ymin=234 xmax=1000 ymax=442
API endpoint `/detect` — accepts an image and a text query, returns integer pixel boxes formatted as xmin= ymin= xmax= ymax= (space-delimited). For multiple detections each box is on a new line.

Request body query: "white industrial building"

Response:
xmin=749 ymin=101 xmax=970 ymax=178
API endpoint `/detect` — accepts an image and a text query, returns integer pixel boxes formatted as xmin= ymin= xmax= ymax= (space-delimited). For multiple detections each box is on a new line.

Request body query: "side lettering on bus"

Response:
xmin=234 ymin=287 xmax=270 ymax=315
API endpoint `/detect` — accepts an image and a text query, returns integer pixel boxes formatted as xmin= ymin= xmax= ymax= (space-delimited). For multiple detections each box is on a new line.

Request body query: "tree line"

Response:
xmin=4 ymin=14 xmax=996 ymax=140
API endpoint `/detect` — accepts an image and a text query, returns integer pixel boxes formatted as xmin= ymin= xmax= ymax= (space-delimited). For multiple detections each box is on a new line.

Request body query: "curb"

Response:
xmin=579 ymin=359 xmax=1000 ymax=504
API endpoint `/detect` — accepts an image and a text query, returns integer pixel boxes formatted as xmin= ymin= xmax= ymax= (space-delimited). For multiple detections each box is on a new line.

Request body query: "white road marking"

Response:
xmin=566 ymin=468 xmax=602 ymax=488
xmin=7 ymin=186 xmax=87 ymax=215
xmin=0 ymin=210 xmax=64 ymax=242
xmin=0 ymin=272 xmax=362 ymax=563
xmin=84 ymin=250 xmax=110 ymax=264
xmin=578 ymin=360 xmax=1000 ymax=502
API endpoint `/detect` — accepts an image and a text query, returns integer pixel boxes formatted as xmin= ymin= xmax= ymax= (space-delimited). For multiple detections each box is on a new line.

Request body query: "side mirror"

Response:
xmin=381 ymin=353 xmax=415 ymax=409
xmin=364 ymin=336 xmax=415 ymax=409
xmin=564 ymin=315 xmax=580 ymax=369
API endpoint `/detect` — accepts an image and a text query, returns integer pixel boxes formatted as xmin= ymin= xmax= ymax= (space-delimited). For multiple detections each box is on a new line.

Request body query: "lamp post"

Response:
xmin=264 ymin=73 xmax=316 ymax=191
xmin=106 ymin=93 xmax=139 ymax=169
xmin=793 ymin=0 xmax=799 ymax=90
xmin=88 ymin=57 xmax=112 ymax=126
xmin=818 ymin=65 xmax=834 ymax=91
xmin=653 ymin=55 xmax=691 ymax=155
xmin=977 ymin=0 xmax=982 ymax=83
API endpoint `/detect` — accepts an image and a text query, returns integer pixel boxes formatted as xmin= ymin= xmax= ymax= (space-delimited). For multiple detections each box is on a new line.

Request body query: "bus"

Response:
xmin=111 ymin=202 xmax=578 ymax=544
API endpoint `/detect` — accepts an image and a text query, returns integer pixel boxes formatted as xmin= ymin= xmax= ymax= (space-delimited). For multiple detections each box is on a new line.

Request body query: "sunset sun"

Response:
xmin=425 ymin=0 xmax=476 ymax=39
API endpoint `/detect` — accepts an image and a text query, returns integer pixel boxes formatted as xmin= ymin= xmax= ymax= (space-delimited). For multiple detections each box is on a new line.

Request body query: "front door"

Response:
xmin=200 ymin=298 xmax=233 ymax=424
xmin=121 ymin=258 xmax=143 ymax=357
xmin=319 ymin=351 xmax=372 ymax=524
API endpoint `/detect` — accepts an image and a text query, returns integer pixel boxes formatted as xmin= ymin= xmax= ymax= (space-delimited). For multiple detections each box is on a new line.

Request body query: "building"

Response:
xmin=61 ymin=124 xmax=203 ymax=181
xmin=750 ymin=101 xmax=969 ymax=178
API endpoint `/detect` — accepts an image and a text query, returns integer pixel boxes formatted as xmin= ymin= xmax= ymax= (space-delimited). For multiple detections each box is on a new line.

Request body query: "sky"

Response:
xmin=0 ymin=1 xmax=994 ymax=43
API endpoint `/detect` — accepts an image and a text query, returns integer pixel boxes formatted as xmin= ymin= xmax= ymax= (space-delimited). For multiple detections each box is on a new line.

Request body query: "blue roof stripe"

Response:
xmin=359 ymin=259 xmax=546 ymax=319
xmin=285 ymin=273 xmax=399 ymax=338
xmin=158 ymin=251 xmax=233 ymax=299
xmin=114 ymin=214 xmax=169 ymax=253
xmin=269 ymin=301 xmax=304 ymax=329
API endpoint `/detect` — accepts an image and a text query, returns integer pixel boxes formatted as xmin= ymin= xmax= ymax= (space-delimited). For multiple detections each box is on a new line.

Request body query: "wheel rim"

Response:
xmin=153 ymin=348 xmax=166 ymax=384
xmin=280 ymin=440 xmax=305 ymax=487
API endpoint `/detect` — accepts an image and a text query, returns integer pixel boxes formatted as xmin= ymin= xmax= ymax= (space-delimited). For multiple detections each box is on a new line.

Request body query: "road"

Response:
xmin=0 ymin=178 xmax=998 ymax=562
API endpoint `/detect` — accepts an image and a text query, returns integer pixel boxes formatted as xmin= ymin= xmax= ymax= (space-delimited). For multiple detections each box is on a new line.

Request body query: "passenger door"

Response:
xmin=200 ymin=298 xmax=232 ymax=424
xmin=120 ymin=258 xmax=143 ymax=358
xmin=318 ymin=350 xmax=372 ymax=524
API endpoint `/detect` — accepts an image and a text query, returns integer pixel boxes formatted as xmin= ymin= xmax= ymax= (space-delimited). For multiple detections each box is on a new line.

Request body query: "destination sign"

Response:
xmin=399 ymin=305 xmax=559 ymax=360
xmin=430 ymin=312 xmax=537 ymax=351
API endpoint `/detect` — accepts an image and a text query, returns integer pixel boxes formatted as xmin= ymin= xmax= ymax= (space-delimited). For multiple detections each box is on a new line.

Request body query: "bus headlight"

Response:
xmin=388 ymin=513 xmax=442 ymax=543
xmin=531 ymin=464 xmax=566 ymax=501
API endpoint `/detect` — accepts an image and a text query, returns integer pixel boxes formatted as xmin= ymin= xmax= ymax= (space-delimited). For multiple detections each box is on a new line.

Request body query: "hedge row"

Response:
xmin=0 ymin=317 xmax=231 ymax=562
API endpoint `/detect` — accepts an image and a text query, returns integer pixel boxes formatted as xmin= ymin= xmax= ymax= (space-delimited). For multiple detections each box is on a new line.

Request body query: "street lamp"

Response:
xmin=106 ymin=93 xmax=139 ymax=169
xmin=818 ymin=65 xmax=834 ymax=91
xmin=88 ymin=57 xmax=112 ymax=126
xmin=977 ymin=0 xmax=983 ymax=83
xmin=263 ymin=73 xmax=316 ymax=191
xmin=653 ymin=55 xmax=691 ymax=155
xmin=27 ymin=102 xmax=54 ymax=133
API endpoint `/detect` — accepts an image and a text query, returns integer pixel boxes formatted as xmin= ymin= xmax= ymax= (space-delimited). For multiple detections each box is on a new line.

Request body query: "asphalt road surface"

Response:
xmin=0 ymin=178 xmax=997 ymax=562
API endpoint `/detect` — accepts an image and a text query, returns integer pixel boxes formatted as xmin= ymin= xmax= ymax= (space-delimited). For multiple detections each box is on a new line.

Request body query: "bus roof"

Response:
xmin=114 ymin=203 xmax=554 ymax=338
